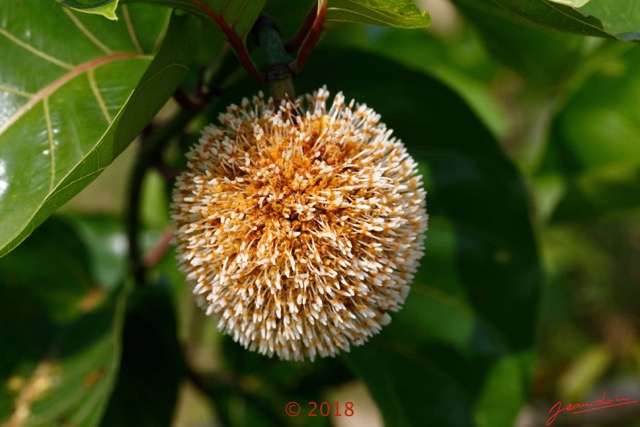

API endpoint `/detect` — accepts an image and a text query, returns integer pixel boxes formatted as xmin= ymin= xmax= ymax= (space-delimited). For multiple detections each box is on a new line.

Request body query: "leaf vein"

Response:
xmin=0 ymin=52 xmax=142 ymax=138
xmin=543 ymin=0 xmax=607 ymax=34
xmin=43 ymin=97 xmax=56 ymax=192
xmin=53 ymin=166 xmax=106 ymax=197
xmin=62 ymin=8 xmax=113 ymax=54
xmin=122 ymin=5 xmax=145 ymax=54
xmin=0 ymin=28 xmax=74 ymax=70
xmin=232 ymin=0 xmax=250 ymax=30
xmin=88 ymin=70 xmax=112 ymax=123
xmin=152 ymin=12 xmax=172 ymax=52
xmin=0 ymin=86 xmax=34 ymax=98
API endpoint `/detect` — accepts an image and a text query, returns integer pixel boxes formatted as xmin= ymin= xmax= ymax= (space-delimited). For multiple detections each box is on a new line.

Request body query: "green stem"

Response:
xmin=255 ymin=15 xmax=296 ymax=101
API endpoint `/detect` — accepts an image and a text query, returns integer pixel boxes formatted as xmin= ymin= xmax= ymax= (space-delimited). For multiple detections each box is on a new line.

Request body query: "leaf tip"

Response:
xmin=56 ymin=0 xmax=120 ymax=21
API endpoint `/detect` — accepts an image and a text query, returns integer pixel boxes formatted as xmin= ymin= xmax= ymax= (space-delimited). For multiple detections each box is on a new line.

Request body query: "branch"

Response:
xmin=191 ymin=0 xmax=265 ymax=83
xmin=126 ymin=106 xmax=197 ymax=287
xmin=173 ymin=86 xmax=204 ymax=111
xmin=142 ymin=227 xmax=173 ymax=269
xmin=254 ymin=14 xmax=296 ymax=101
xmin=294 ymin=1 xmax=328 ymax=73
xmin=285 ymin=4 xmax=317 ymax=54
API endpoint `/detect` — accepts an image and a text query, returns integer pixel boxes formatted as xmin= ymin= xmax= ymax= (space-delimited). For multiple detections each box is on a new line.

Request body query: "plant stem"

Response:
xmin=142 ymin=227 xmax=173 ymax=269
xmin=191 ymin=0 xmax=264 ymax=83
xmin=285 ymin=4 xmax=318 ymax=54
xmin=126 ymin=106 xmax=196 ymax=287
xmin=255 ymin=15 xmax=296 ymax=101
xmin=295 ymin=0 xmax=327 ymax=73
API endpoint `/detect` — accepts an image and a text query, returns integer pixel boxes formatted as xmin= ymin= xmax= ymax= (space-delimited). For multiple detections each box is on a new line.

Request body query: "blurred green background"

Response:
xmin=2 ymin=0 xmax=640 ymax=426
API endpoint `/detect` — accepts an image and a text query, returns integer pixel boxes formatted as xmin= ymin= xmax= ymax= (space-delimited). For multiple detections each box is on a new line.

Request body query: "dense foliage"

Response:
xmin=1 ymin=1 xmax=639 ymax=426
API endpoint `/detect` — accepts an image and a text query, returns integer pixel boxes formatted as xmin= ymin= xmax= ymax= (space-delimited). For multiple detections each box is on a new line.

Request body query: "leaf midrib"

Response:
xmin=0 ymin=52 xmax=150 ymax=137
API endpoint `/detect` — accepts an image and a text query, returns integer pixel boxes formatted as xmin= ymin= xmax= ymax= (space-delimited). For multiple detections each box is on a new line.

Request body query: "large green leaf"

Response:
xmin=482 ymin=0 xmax=609 ymax=38
xmin=567 ymin=0 xmax=640 ymax=40
xmin=0 ymin=217 xmax=127 ymax=427
xmin=344 ymin=287 xmax=526 ymax=427
xmin=320 ymin=24 xmax=509 ymax=138
xmin=292 ymin=48 xmax=540 ymax=426
xmin=0 ymin=4 xmax=193 ymax=258
xmin=99 ymin=281 xmax=183 ymax=427
xmin=537 ymin=44 xmax=640 ymax=221
xmin=452 ymin=0 xmax=584 ymax=83
xmin=494 ymin=0 xmax=640 ymax=40
xmin=324 ymin=0 xmax=431 ymax=29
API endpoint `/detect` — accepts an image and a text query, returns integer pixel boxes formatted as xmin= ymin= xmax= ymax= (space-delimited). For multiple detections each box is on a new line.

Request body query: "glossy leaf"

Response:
xmin=57 ymin=0 xmax=120 ymax=20
xmin=0 ymin=4 xmax=192 ymax=258
xmin=294 ymin=48 xmax=541 ymax=426
xmin=320 ymin=25 xmax=509 ymax=137
xmin=0 ymin=217 xmax=127 ymax=427
xmin=494 ymin=0 xmax=640 ymax=40
xmin=345 ymin=288 xmax=526 ymax=427
xmin=324 ymin=0 xmax=431 ymax=29
xmin=538 ymin=44 xmax=640 ymax=221
xmin=483 ymin=0 xmax=609 ymax=38
xmin=574 ymin=0 xmax=640 ymax=40
xmin=452 ymin=0 xmax=584 ymax=83
xmin=346 ymin=340 xmax=474 ymax=427
xmin=548 ymin=0 xmax=590 ymax=6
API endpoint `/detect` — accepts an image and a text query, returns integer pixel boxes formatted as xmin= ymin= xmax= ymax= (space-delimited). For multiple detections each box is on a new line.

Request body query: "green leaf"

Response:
xmin=56 ymin=0 xmax=120 ymax=20
xmin=0 ymin=217 xmax=127 ymax=427
xmin=0 ymin=4 xmax=192 ymax=258
xmin=344 ymin=286 xmax=526 ymax=427
xmin=538 ymin=44 xmax=640 ymax=221
xmin=548 ymin=0 xmax=590 ymax=6
xmin=293 ymin=48 xmax=541 ymax=426
xmin=325 ymin=0 xmax=431 ymax=29
xmin=494 ymin=0 xmax=640 ymax=40
xmin=123 ymin=0 xmax=266 ymax=46
xmin=99 ymin=281 xmax=183 ymax=427
xmin=263 ymin=0 xmax=316 ymax=39
xmin=345 ymin=340 xmax=474 ymax=427
xmin=452 ymin=0 xmax=584 ymax=82
xmin=577 ymin=0 xmax=640 ymax=40
xmin=481 ymin=0 xmax=609 ymax=38
xmin=320 ymin=24 xmax=509 ymax=137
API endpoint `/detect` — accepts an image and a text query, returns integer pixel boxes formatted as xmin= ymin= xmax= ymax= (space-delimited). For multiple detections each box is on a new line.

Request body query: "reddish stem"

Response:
xmin=285 ymin=4 xmax=318 ymax=54
xmin=191 ymin=0 xmax=264 ymax=83
xmin=173 ymin=86 xmax=204 ymax=111
xmin=142 ymin=227 xmax=174 ymax=269
xmin=295 ymin=1 xmax=327 ymax=73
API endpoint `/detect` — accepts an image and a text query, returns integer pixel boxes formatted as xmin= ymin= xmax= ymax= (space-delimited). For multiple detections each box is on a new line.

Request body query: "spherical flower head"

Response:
xmin=171 ymin=87 xmax=427 ymax=361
